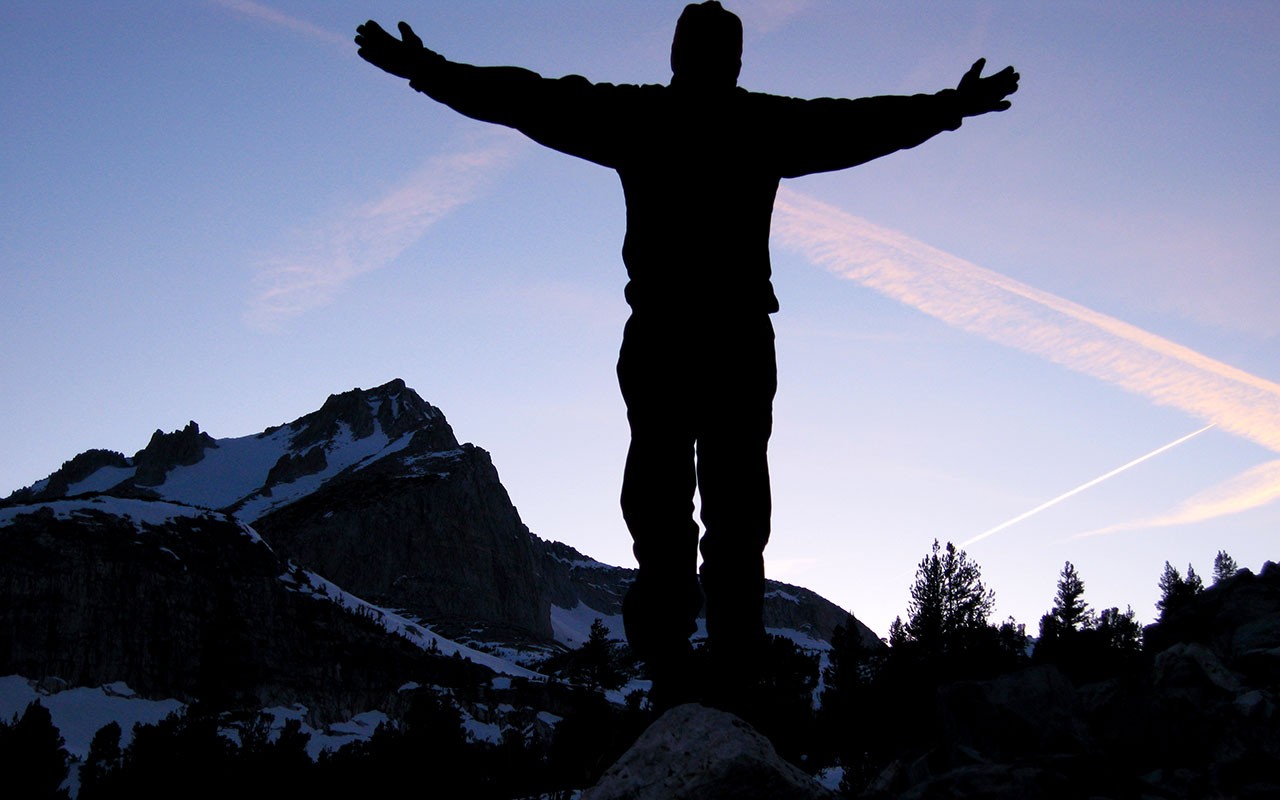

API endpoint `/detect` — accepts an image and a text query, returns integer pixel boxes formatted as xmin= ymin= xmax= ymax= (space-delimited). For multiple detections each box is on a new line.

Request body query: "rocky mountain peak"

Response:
xmin=284 ymin=378 xmax=452 ymax=451
xmin=132 ymin=421 xmax=217 ymax=487
xmin=5 ymin=449 xmax=130 ymax=504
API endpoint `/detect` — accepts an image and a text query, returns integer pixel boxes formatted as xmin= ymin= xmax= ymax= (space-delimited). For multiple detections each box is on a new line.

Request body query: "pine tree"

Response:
xmin=1185 ymin=564 xmax=1204 ymax=594
xmin=572 ymin=618 xmax=625 ymax=690
xmin=1095 ymin=605 xmax=1143 ymax=656
xmin=1 ymin=701 xmax=71 ymax=799
xmin=1156 ymin=561 xmax=1204 ymax=619
xmin=904 ymin=540 xmax=995 ymax=655
xmin=887 ymin=616 xmax=908 ymax=648
xmin=1212 ymin=550 xmax=1239 ymax=584
xmin=1156 ymin=560 xmax=1182 ymax=614
xmin=1050 ymin=561 xmax=1092 ymax=632
xmin=79 ymin=722 xmax=123 ymax=799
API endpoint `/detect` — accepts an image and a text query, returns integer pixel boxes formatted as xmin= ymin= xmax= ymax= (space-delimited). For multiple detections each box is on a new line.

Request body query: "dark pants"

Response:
xmin=616 ymin=312 xmax=777 ymax=671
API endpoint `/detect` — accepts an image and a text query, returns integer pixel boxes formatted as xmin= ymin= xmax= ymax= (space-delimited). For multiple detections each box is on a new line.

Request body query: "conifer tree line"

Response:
xmin=0 ymin=544 xmax=1250 ymax=797
xmin=818 ymin=541 xmax=1248 ymax=794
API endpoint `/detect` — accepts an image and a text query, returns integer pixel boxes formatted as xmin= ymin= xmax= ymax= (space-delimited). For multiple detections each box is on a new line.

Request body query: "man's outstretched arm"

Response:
xmin=355 ymin=20 xmax=624 ymax=167
xmin=775 ymin=58 xmax=1019 ymax=179
xmin=356 ymin=21 xmax=544 ymax=126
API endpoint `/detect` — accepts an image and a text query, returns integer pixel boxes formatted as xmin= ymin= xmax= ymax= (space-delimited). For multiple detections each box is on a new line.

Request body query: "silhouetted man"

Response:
xmin=356 ymin=2 xmax=1017 ymax=709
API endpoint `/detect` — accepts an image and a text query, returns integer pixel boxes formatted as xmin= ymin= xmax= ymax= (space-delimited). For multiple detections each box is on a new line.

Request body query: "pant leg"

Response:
xmin=616 ymin=315 xmax=703 ymax=662
xmin=695 ymin=316 xmax=777 ymax=664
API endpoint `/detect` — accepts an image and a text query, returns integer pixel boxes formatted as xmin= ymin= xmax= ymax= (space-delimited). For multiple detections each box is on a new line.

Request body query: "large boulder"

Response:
xmin=936 ymin=664 xmax=1088 ymax=766
xmin=582 ymin=703 xmax=837 ymax=800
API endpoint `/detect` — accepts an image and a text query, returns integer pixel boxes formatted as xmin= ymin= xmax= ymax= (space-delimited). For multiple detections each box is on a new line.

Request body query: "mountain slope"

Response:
xmin=4 ymin=379 xmax=878 ymax=652
xmin=0 ymin=497 xmax=508 ymax=724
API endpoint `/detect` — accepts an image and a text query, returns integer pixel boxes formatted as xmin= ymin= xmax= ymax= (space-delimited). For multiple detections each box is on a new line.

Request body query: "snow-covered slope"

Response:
xmin=6 ymin=379 xmax=458 ymax=523
xmin=3 ymin=379 xmax=873 ymax=655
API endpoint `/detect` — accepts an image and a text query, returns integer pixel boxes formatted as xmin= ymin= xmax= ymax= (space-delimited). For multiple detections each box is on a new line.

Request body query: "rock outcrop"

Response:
xmin=0 ymin=499 xmax=490 ymax=724
xmin=3 ymin=379 xmax=867 ymax=655
xmin=538 ymin=540 xmax=878 ymax=650
xmin=263 ymin=445 xmax=328 ymax=488
xmin=583 ymin=703 xmax=838 ymax=800
xmin=863 ymin=562 xmax=1280 ymax=800
xmin=5 ymin=448 xmax=130 ymax=503
xmin=253 ymin=442 xmax=557 ymax=643
xmin=131 ymin=421 xmax=218 ymax=486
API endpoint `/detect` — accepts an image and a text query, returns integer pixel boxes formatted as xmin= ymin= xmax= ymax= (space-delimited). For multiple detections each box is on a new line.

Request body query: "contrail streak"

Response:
xmin=772 ymin=188 xmax=1280 ymax=453
xmin=960 ymin=424 xmax=1216 ymax=547
xmin=773 ymin=187 xmax=1280 ymax=535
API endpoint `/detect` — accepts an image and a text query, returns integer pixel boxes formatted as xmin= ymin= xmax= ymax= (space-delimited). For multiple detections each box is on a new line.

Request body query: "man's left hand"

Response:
xmin=956 ymin=58 xmax=1019 ymax=116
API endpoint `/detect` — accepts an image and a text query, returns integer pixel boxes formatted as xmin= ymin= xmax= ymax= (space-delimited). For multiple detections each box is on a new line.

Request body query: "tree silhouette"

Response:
xmin=0 ymin=701 xmax=71 ymax=799
xmin=577 ymin=618 xmax=626 ymax=691
xmin=1212 ymin=550 xmax=1239 ymax=584
xmin=78 ymin=722 xmax=122 ymax=799
xmin=1157 ymin=561 xmax=1204 ymax=620
xmin=1094 ymin=605 xmax=1143 ymax=659
xmin=1051 ymin=561 xmax=1093 ymax=632
xmin=904 ymin=539 xmax=995 ymax=656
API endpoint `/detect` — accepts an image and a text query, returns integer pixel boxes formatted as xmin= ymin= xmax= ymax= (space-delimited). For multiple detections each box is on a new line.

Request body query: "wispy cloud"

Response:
xmin=1077 ymin=459 xmax=1280 ymax=539
xmin=772 ymin=187 xmax=1280 ymax=535
xmin=246 ymin=133 xmax=522 ymax=330
xmin=765 ymin=557 xmax=820 ymax=582
xmin=212 ymin=0 xmax=348 ymax=48
xmin=736 ymin=0 xmax=819 ymax=34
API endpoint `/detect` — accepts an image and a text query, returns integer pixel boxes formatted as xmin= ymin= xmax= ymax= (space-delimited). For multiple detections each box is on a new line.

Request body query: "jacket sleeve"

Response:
xmin=768 ymin=89 xmax=966 ymax=179
xmin=408 ymin=58 xmax=628 ymax=169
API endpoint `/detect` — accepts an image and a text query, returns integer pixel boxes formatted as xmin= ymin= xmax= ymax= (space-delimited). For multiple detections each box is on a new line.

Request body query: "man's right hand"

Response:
xmin=355 ymin=20 xmax=441 ymax=80
xmin=955 ymin=58 xmax=1019 ymax=117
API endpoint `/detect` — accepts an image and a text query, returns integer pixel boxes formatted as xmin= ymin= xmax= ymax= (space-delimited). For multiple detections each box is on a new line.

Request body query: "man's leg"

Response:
xmin=616 ymin=315 xmax=703 ymax=707
xmin=694 ymin=316 xmax=777 ymax=706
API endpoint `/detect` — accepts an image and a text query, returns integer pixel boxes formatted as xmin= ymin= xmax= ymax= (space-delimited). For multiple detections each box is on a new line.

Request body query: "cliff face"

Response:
xmin=0 ymin=499 xmax=489 ymax=723
xmin=4 ymin=379 xmax=871 ymax=656
xmin=252 ymin=442 xmax=555 ymax=643
xmin=536 ymin=540 xmax=879 ymax=650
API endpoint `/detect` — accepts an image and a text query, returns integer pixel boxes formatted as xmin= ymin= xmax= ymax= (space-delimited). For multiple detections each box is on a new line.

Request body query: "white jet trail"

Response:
xmin=772 ymin=187 xmax=1280 ymax=534
xmin=960 ymin=424 xmax=1216 ymax=547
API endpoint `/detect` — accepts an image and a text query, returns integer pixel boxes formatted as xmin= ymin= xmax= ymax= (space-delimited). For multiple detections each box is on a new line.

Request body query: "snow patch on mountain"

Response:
xmin=256 ymin=705 xmax=394 ymax=759
xmin=154 ymin=427 xmax=296 ymax=509
xmin=765 ymin=588 xmax=801 ymax=604
xmin=156 ymin=422 xmax=414 ymax=520
xmin=548 ymin=551 xmax=613 ymax=570
xmin=0 ymin=676 xmax=182 ymax=759
xmin=0 ymin=496 xmax=219 ymax=530
xmin=279 ymin=567 xmax=542 ymax=680
xmin=767 ymin=626 xmax=832 ymax=653
xmin=550 ymin=602 xmax=625 ymax=647
xmin=64 ymin=465 xmax=136 ymax=497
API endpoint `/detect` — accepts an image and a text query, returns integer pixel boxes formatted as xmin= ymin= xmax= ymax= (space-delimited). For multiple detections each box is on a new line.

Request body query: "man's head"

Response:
xmin=670 ymin=1 xmax=743 ymax=88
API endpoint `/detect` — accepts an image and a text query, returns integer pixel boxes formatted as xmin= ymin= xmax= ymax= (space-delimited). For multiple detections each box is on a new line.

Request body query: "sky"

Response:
xmin=3 ymin=1 xmax=1278 ymax=639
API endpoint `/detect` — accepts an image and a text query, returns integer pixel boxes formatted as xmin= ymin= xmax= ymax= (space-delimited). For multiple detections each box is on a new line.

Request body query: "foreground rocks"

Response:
xmin=583 ymin=703 xmax=838 ymax=800
xmin=862 ymin=562 xmax=1280 ymax=800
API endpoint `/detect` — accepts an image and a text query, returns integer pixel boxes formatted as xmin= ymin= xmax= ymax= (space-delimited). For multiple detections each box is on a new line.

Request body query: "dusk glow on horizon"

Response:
xmin=3 ymin=1 xmax=1277 ymax=637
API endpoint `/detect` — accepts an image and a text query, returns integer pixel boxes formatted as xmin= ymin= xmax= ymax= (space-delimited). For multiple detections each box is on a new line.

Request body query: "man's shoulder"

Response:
xmin=739 ymin=87 xmax=805 ymax=106
xmin=555 ymin=75 xmax=662 ymax=93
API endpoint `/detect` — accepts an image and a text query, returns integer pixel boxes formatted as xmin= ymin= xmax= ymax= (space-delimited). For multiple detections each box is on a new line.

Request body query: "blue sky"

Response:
xmin=3 ymin=1 xmax=1278 ymax=637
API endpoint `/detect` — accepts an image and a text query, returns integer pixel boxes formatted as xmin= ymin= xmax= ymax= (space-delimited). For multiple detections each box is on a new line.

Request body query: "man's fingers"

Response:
xmin=398 ymin=21 xmax=423 ymax=49
xmin=968 ymin=58 xmax=986 ymax=77
xmin=356 ymin=20 xmax=386 ymax=41
xmin=355 ymin=20 xmax=391 ymax=50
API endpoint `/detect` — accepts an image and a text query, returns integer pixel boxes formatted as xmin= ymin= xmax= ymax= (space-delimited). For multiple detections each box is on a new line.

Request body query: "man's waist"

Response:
xmin=622 ymin=279 xmax=780 ymax=315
